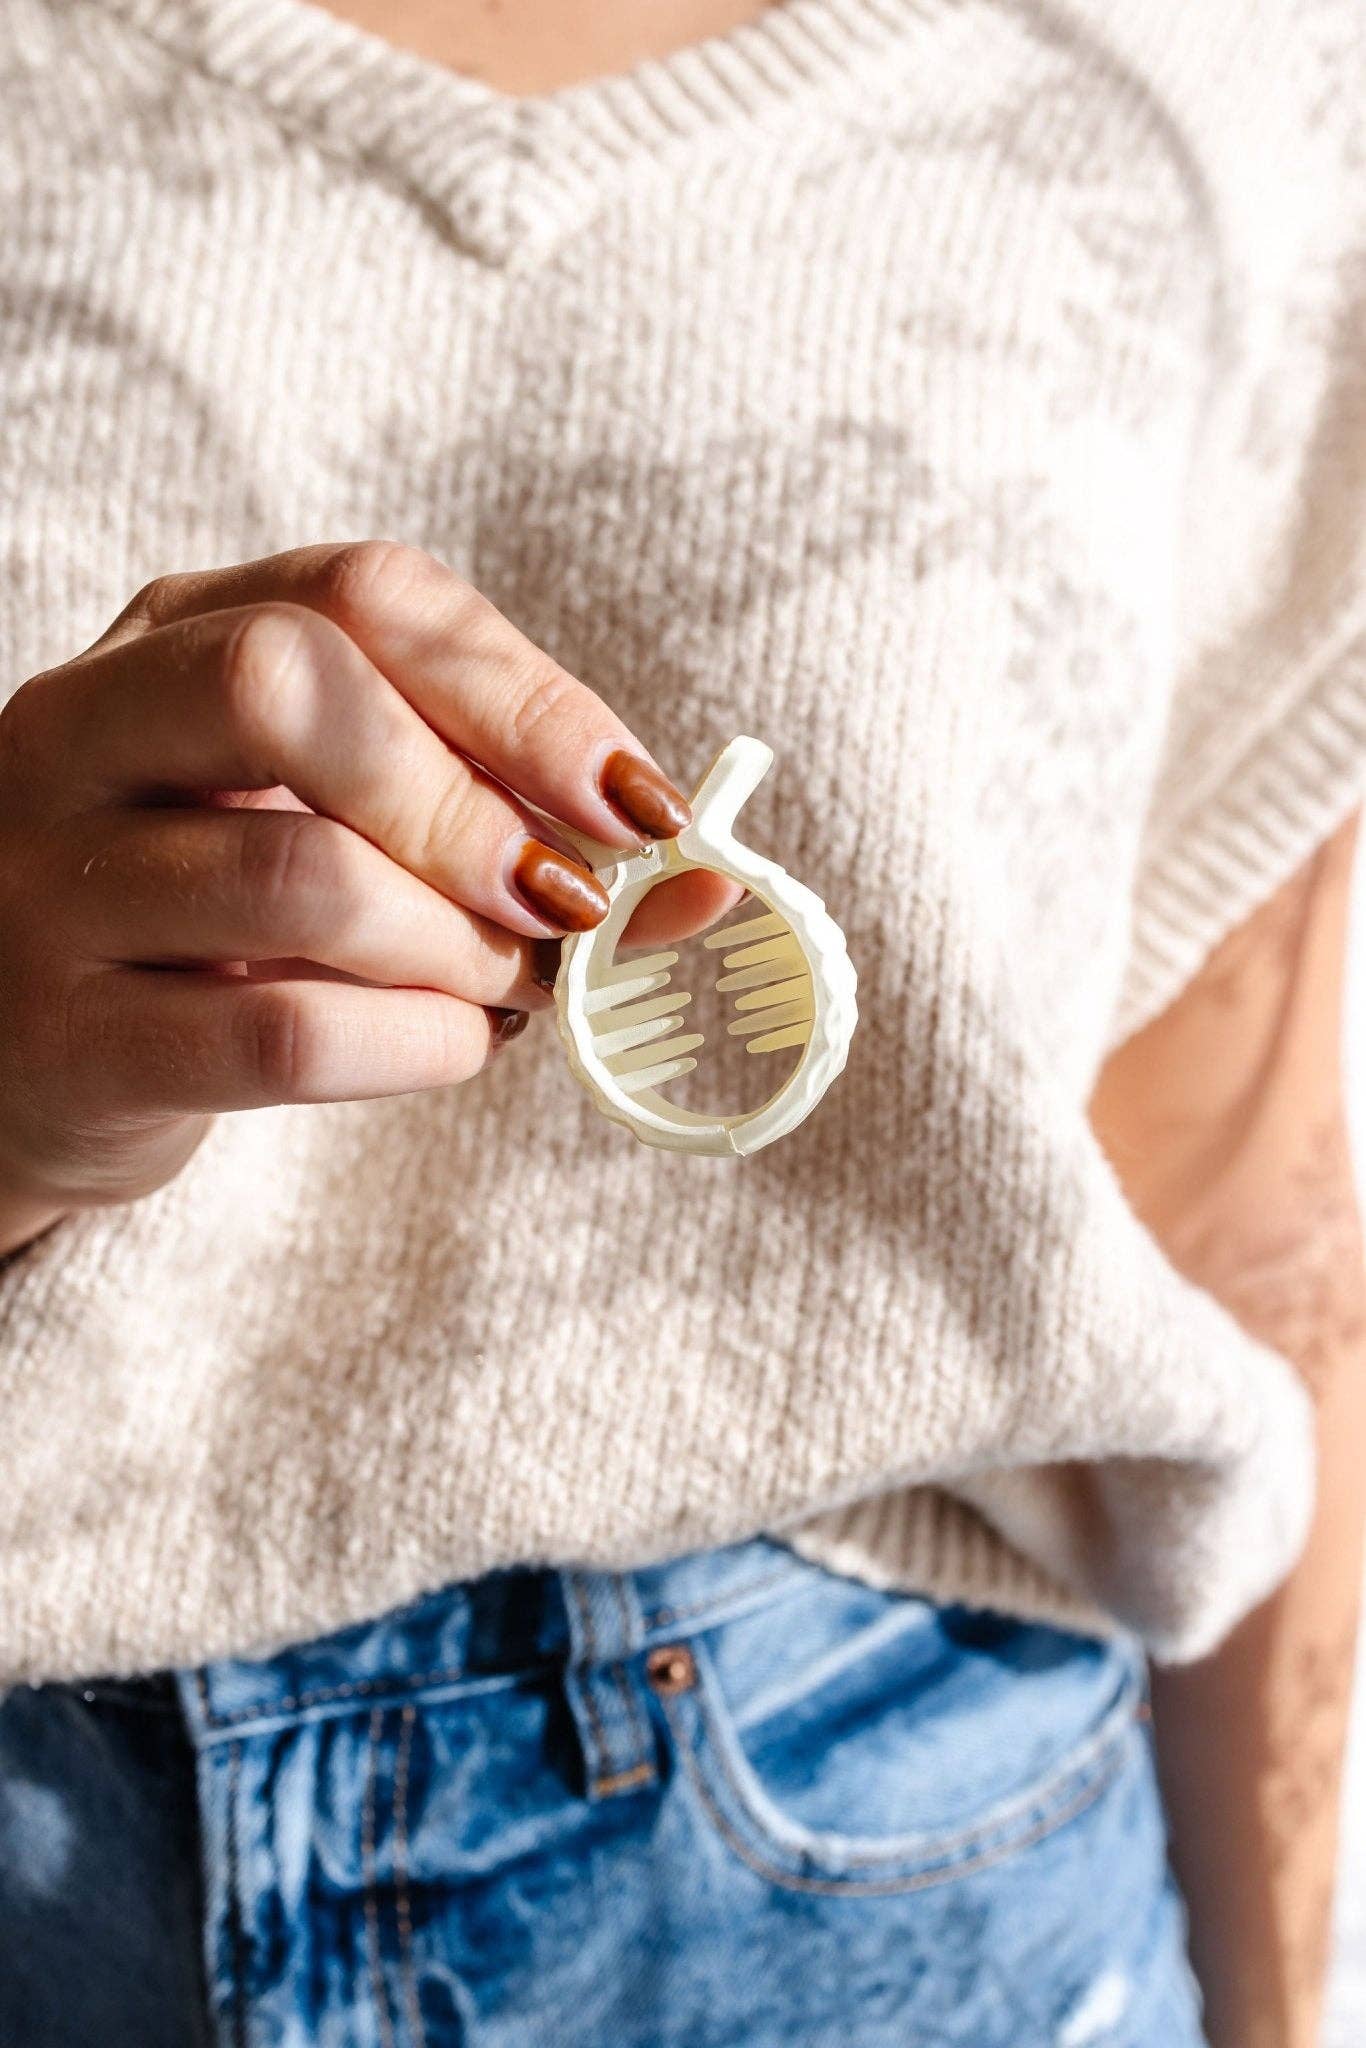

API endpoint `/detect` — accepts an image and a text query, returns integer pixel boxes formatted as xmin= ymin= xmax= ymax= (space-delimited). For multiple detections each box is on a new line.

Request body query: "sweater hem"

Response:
xmin=1111 ymin=606 xmax=1366 ymax=1045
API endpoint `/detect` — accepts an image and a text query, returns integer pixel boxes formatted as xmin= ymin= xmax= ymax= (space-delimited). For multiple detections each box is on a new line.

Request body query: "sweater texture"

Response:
xmin=0 ymin=0 xmax=1364 ymax=1681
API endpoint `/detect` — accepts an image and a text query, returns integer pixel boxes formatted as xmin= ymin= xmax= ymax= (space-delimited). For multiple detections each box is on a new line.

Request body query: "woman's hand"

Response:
xmin=0 ymin=542 xmax=726 ymax=1253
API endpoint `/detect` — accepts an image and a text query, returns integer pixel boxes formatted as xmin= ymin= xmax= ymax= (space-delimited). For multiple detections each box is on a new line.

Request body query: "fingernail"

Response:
xmin=487 ymin=1006 xmax=530 ymax=1051
xmin=600 ymin=749 xmax=691 ymax=839
xmin=531 ymin=938 xmax=563 ymax=993
xmin=513 ymin=841 xmax=610 ymax=932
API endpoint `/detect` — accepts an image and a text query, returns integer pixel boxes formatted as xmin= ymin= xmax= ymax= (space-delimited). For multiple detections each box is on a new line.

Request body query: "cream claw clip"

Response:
xmin=555 ymin=737 xmax=858 ymax=1156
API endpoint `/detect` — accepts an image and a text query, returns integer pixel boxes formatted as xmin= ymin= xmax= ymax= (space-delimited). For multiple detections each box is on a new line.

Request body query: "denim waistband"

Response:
xmin=181 ymin=1536 xmax=825 ymax=1744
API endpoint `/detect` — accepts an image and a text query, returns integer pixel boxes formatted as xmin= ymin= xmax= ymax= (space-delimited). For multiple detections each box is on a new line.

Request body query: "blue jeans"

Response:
xmin=0 ymin=1536 xmax=1206 ymax=2046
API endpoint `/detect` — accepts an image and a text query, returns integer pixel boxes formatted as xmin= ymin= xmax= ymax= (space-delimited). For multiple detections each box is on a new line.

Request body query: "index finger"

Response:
xmin=106 ymin=542 xmax=694 ymax=848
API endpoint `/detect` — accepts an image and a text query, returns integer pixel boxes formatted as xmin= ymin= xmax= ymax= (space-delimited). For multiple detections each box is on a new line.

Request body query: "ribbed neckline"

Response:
xmin=95 ymin=0 xmax=940 ymax=259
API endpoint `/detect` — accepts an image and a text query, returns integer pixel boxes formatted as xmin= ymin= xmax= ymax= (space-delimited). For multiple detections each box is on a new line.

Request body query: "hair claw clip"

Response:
xmin=554 ymin=737 xmax=857 ymax=1155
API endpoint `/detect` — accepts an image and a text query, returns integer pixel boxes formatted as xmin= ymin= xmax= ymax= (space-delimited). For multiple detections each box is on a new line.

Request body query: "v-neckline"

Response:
xmin=95 ymin=0 xmax=939 ymax=262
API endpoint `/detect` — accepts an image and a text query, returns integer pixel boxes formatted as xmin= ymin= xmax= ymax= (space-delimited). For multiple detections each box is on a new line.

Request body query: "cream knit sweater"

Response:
xmin=1 ymin=0 xmax=1364 ymax=1683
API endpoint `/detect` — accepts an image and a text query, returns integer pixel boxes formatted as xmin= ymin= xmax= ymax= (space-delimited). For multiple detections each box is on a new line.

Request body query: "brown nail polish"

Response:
xmin=531 ymin=937 xmax=564 ymax=993
xmin=513 ymin=841 xmax=609 ymax=932
xmin=487 ymin=1006 xmax=530 ymax=1050
xmin=600 ymin=749 xmax=692 ymax=840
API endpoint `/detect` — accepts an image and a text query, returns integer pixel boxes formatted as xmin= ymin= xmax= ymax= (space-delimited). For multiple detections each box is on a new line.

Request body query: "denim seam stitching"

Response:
xmin=662 ymin=1689 xmax=1134 ymax=1897
xmin=640 ymin=1563 xmax=803 ymax=1632
xmin=593 ymin=1760 xmax=656 ymax=1794
xmin=224 ymin=1740 xmax=248 ymax=2048
xmin=604 ymin=1664 xmax=651 ymax=1785
xmin=361 ymin=1705 xmax=398 ymax=2048
xmin=565 ymin=1575 xmax=620 ymax=1793
xmin=393 ymin=1704 xmax=427 ymax=2048
xmin=759 ymin=1682 xmax=1128 ymax=1870
xmin=608 ymin=1574 xmax=655 ymax=1775
xmin=671 ymin=1636 xmax=1143 ymax=1873
xmin=197 ymin=1664 xmax=476 ymax=1729
xmin=693 ymin=1630 xmax=1145 ymax=1870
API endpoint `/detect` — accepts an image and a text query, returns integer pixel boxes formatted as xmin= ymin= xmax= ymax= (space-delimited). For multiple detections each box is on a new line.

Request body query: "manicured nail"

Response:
xmin=600 ymin=749 xmax=691 ymax=840
xmin=513 ymin=841 xmax=610 ymax=932
xmin=531 ymin=938 xmax=563 ymax=993
xmin=487 ymin=1006 xmax=530 ymax=1051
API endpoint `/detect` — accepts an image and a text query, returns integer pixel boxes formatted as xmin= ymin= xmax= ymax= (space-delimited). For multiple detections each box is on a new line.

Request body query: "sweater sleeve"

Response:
xmin=1109 ymin=35 xmax=1366 ymax=1047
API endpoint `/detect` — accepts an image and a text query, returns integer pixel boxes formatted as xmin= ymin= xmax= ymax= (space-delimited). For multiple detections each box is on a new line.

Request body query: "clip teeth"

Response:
xmin=706 ymin=907 xmax=813 ymax=1059
xmin=729 ymin=997 xmax=812 ymax=1038
xmin=578 ymin=892 xmax=816 ymax=1109
xmin=582 ymin=951 xmax=679 ymax=1014
xmin=593 ymin=990 xmax=694 ymax=1059
xmin=702 ymin=910 xmax=787 ymax=949
xmin=584 ymin=948 xmax=705 ymax=1094
xmin=609 ymin=1034 xmax=706 ymax=1093
xmin=742 ymin=1022 xmax=811 ymax=1056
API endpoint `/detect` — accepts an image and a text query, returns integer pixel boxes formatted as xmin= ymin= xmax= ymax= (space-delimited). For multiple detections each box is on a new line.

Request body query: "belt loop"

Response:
xmin=559 ymin=1569 xmax=658 ymax=1802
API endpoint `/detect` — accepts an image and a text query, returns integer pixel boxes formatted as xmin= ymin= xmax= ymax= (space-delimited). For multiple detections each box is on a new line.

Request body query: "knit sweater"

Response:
xmin=1 ymin=0 xmax=1363 ymax=1684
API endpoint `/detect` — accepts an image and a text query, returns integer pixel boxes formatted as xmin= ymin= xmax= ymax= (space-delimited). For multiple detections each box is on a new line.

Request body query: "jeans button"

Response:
xmin=645 ymin=1644 xmax=697 ymax=1696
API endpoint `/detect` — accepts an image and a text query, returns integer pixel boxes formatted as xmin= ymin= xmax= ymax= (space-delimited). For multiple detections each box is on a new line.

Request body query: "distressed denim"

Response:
xmin=0 ymin=1536 xmax=1207 ymax=2046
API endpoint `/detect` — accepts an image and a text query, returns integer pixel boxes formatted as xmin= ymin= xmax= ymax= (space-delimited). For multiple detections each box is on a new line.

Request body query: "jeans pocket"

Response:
xmin=656 ymin=1566 xmax=1145 ymax=1896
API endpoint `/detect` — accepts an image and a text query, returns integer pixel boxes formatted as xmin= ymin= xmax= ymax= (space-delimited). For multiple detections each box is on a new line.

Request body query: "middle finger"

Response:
xmin=59 ymin=805 xmax=561 ymax=1009
xmin=55 ymin=602 xmax=611 ymax=938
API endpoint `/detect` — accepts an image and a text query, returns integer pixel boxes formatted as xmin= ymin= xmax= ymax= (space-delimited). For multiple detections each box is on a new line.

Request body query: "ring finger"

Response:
xmin=60 ymin=806 xmax=560 ymax=1009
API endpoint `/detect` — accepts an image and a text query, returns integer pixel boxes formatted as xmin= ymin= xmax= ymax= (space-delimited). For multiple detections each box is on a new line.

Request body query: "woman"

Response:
xmin=0 ymin=0 xmax=1363 ymax=2042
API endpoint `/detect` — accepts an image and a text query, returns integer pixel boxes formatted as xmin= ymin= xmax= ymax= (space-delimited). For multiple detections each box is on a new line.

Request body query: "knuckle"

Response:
xmin=124 ymin=572 xmax=189 ymax=627
xmin=238 ymin=813 xmax=335 ymax=923
xmin=418 ymin=772 xmax=481 ymax=872
xmin=240 ymin=984 xmax=320 ymax=1100
xmin=506 ymin=657 xmax=578 ymax=755
xmin=303 ymin=817 xmax=368 ymax=920
xmin=221 ymin=603 xmax=314 ymax=749
xmin=315 ymin=539 xmax=455 ymax=629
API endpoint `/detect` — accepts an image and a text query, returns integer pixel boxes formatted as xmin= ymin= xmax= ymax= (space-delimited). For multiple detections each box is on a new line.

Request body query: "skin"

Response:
xmin=4 ymin=4 xmax=1359 ymax=2040
xmin=319 ymin=0 xmax=780 ymax=94
xmin=0 ymin=541 xmax=737 ymax=1252
xmin=1091 ymin=813 xmax=1366 ymax=2048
